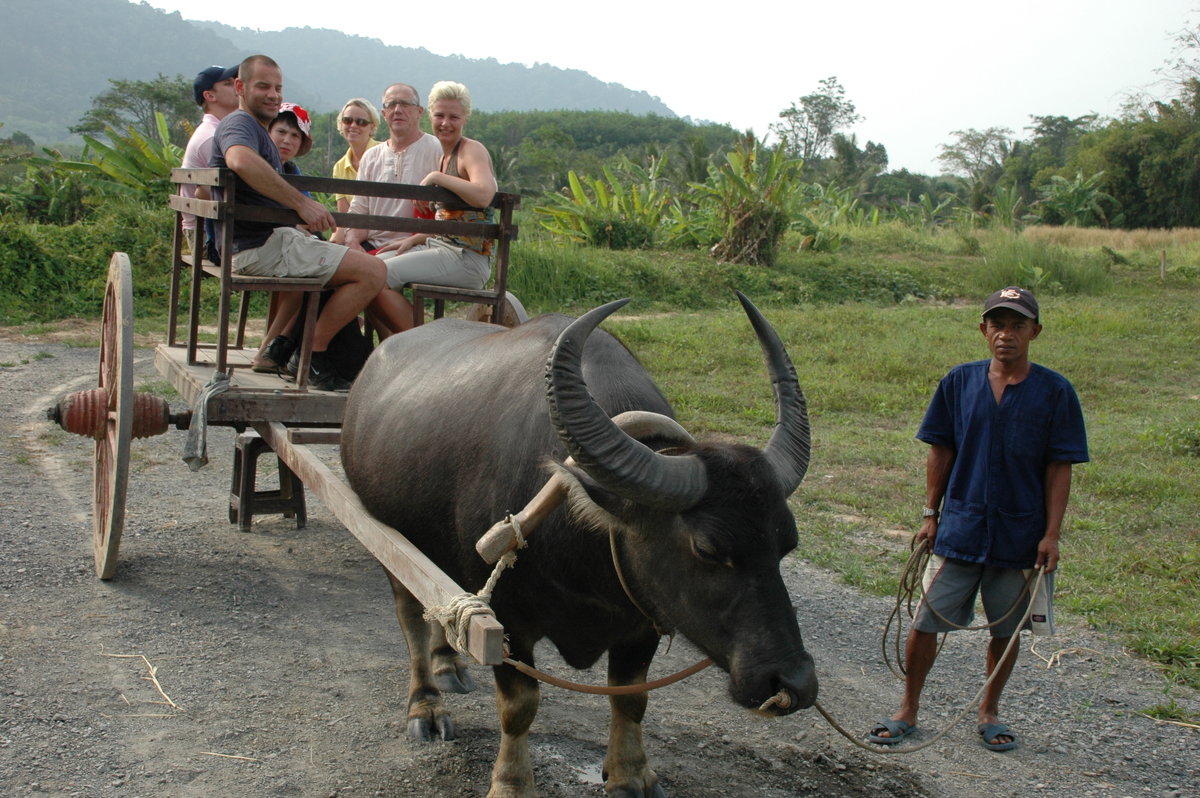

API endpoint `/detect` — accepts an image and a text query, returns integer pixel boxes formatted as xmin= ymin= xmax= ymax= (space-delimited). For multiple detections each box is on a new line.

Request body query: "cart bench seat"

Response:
xmin=168 ymin=168 xmax=519 ymax=394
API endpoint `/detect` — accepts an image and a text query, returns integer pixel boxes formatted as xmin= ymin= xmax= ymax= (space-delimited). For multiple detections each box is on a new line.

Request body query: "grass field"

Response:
xmin=8 ymin=221 xmax=1198 ymax=689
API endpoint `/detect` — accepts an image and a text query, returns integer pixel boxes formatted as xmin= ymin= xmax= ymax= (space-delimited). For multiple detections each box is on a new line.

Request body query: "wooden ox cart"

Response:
xmin=49 ymin=168 xmax=524 ymax=667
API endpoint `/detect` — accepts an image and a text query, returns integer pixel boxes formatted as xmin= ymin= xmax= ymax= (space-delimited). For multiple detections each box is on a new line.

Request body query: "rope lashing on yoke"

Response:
xmin=427 ymin=485 xmax=717 ymax=695
xmin=422 ymin=516 xmax=527 ymax=658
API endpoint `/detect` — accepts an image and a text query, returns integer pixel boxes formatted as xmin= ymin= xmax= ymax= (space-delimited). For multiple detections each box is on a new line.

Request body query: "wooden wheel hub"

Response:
xmin=51 ymin=388 xmax=173 ymax=440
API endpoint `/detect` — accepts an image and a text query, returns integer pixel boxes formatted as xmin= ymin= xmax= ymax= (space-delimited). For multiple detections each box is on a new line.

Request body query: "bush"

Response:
xmin=532 ymin=160 xmax=671 ymax=249
xmin=689 ymin=137 xmax=806 ymax=267
xmin=0 ymin=198 xmax=173 ymax=324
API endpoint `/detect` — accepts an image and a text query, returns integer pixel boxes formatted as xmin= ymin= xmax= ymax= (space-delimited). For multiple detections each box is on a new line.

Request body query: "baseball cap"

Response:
xmin=982 ymin=286 xmax=1039 ymax=320
xmin=193 ymin=65 xmax=239 ymax=106
xmin=276 ymin=102 xmax=313 ymax=157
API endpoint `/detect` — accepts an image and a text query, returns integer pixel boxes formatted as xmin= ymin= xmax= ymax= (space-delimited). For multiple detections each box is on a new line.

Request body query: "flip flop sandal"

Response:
xmin=866 ymin=718 xmax=916 ymax=745
xmin=978 ymin=722 xmax=1018 ymax=751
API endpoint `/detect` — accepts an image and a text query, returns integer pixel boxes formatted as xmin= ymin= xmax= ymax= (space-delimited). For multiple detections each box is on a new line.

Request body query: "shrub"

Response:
xmin=0 ymin=198 xmax=173 ymax=324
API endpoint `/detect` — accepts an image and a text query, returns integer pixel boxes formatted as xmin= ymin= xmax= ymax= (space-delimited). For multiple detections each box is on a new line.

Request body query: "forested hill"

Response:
xmin=194 ymin=22 xmax=674 ymax=122
xmin=0 ymin=0 xmax=675 ymax=145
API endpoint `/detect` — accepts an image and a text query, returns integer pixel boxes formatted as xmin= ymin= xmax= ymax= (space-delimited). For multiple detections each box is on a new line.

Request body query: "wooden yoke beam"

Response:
xmin=475 ymin=411 xmax=698 ymax=564
xmin=257 ymin=422 xmax=505 ymax=666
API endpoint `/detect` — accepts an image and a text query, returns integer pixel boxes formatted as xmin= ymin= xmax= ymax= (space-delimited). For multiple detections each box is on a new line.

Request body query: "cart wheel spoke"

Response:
xmin=93 ymin=252 xmax=134 ymax=580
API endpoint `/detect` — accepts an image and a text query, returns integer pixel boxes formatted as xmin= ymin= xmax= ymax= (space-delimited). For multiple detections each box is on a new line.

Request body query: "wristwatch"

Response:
xmin=922 ymin=507 xmax=940 ymax=521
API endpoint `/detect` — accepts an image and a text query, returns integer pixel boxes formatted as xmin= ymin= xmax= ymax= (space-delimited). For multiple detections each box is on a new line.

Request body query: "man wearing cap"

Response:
xmin=209 ymin=54 xmax=388 ymax=391
xmin=180 ymin=64 xmax=239 ymax=253
xmin=867 ymin=286 xmax=1088 ymax=752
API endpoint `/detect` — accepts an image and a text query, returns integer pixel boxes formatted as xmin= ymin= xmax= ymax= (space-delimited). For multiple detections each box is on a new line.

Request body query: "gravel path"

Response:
xmin=1 ymin=339 xmax=1196 ymax=798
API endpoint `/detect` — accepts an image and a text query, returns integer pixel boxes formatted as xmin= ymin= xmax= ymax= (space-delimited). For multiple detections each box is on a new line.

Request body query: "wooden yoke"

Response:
xmin=476 ymin=460 xmax=574 ymax=565
xmin=475 ymin=411 xmax=698 ymax=565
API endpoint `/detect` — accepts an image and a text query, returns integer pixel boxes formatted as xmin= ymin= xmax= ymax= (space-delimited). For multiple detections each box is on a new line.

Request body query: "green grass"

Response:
xmin=0 ymin=351 xmax=56 ymax=366
xmin=1140 ymin=692 xmax=1198 ymax=724
xmin=135 ymin=379 xmax=179 ymax=399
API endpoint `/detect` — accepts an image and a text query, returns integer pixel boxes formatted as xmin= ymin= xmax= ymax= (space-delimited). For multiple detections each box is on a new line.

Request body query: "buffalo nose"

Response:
xmin=779 ymin=658 xmax=818 ymax=710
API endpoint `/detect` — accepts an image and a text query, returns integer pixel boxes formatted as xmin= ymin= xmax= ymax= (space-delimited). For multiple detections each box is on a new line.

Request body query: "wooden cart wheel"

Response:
xmin=93 ymin=252 xmax=135 ymax=579
xmin=465 ymin=292 xmax=529 ymax=328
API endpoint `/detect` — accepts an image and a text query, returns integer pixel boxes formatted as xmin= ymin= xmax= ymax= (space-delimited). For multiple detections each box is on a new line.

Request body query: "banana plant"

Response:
xmin=51 ymin=111 xmax=182 ymax=197
xmin=687 ymin=136 xmax=806 ymax=266
xmin=987 ymin=184 xmax=1026 ymax=230
xmin=532 ymin=156 xmax=672 ymax=248
xmin=1034 ymin=171 xmax=1115 ymax=227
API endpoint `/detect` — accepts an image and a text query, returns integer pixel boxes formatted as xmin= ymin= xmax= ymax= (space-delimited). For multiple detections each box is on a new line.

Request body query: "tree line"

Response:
xmin=5 ymin=21 xmax=1200 ymax=267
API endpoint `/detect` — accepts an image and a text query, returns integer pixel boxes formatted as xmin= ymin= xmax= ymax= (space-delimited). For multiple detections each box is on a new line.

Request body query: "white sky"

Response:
xmin=148 ymin=0 xmax=1197 ymax=174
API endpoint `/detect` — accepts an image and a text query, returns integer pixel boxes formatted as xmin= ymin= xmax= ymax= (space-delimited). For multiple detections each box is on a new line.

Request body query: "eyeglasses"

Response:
xmin=341 ymin=116 xmax=372 ymax=127
xmin=382 ymin=99 xmax=419 ymax=111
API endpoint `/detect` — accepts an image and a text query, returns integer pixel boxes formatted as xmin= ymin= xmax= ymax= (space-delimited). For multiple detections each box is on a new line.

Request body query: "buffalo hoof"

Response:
xmin=485 ymin=780 xmax=537 ymax=798
xmin=407 ymin=713 xmax=456 ymax=742
xmin=434 ymin=666 xmax=477 ymax=694
xmin=603 ymin=767 xmax=667 ymax=798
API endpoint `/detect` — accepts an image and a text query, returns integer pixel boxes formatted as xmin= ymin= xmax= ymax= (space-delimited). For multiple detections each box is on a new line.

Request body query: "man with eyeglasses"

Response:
xmin=344 ymin=83 xmax=442 ymax=254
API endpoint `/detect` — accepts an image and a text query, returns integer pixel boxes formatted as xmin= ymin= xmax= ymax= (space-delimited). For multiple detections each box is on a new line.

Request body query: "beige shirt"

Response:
xmin=347 ymin=133 xmax=442 ymax=247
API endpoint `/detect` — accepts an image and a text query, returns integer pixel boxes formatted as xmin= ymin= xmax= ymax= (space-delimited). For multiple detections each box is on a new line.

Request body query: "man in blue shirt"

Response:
xmin=209 ymin=54 xmax=389 ymax=391
xmin=868 ymin=286 xmax=1088 ymax=751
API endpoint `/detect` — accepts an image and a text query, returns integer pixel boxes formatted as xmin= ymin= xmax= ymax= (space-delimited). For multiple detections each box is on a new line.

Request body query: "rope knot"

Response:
xmin=423 ymin=514 xmax=527 ymax=658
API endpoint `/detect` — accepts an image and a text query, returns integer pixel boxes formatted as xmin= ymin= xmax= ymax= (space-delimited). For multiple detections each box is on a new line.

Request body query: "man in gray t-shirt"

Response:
xmin=208 ymin=54 xmax=393 ymax=391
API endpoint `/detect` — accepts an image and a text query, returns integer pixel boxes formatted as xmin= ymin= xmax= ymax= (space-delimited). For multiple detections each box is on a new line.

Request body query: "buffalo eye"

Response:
xmin=690 ymin=535 xmax=732 ymax=568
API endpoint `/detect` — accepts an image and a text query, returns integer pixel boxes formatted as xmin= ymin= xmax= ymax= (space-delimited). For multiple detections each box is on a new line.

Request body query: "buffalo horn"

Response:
xmin=610 ymin=411 xmax=695 ymax=446
xmin=546 ymin=299 xmax=709 ymax=512
xmin=735 ymin=291 xmax=811 ymax=495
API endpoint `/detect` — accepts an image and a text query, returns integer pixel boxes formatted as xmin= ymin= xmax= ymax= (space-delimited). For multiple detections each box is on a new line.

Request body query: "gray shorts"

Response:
xmin=914 ymin=556 xmax=1052 ymax=638
xmin=231 ymin=226 xmax=346 ymax=283
xmin=384 ymin=237 xmax=491 ymax=290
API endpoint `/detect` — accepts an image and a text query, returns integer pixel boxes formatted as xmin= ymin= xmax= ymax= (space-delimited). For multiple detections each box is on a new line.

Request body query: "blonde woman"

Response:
xmin=330 ymin=97 xmax=380 ymax=242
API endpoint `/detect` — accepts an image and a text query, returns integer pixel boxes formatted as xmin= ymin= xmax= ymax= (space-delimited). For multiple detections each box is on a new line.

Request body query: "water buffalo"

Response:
xmin=341 ymin=293 xmax=817 ymax=798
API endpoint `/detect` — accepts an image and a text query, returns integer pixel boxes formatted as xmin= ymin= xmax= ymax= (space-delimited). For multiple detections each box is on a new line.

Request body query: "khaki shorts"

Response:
xmin=231 ymin=227 xmax=346 ymax=283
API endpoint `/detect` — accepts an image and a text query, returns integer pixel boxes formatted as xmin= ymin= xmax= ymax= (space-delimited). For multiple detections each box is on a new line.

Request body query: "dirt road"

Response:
xmin=1 ymin=339 xmax=1196 ymax=797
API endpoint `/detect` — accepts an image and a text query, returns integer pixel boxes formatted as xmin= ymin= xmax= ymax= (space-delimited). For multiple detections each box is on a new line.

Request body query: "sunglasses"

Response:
xmin=341 ymin=116 xmax=372 ymax=127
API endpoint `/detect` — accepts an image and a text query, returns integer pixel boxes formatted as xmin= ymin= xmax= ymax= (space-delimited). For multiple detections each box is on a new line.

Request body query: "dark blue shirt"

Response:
xmin=918 ymin=360 xmax=1089 ymax=569
xmin=209 ymin=109 xmax=286 ymax=253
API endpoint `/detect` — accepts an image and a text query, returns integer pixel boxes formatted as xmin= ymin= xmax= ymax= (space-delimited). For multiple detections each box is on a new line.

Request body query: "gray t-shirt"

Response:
xmin=209 ymin=109 xmax=286 ymax=253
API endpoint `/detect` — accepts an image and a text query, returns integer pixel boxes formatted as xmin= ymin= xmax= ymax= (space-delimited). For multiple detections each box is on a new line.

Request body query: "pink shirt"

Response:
xmin=179 ymin=113 xmax=222 ymax=231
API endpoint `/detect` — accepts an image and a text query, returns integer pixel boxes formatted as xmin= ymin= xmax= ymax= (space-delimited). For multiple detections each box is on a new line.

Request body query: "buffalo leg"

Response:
xmin=386 ymin=571 xmax=456 ymax=741
xmin=487 ymin=638 xmax=540 ymax=798
xmin=431 ymin=623 xmax=477 ymax=694
xmin=604 ymin=636 xmax=666 ymax=798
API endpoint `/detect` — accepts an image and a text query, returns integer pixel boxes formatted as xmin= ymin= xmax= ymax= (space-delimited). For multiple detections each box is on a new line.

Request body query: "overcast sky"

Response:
xmin=149 ymin=0 xmax=1197 ymax=174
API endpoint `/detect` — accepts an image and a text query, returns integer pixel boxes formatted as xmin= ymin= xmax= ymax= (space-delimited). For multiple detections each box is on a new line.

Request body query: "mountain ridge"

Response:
xmin=0 ymin=0 xmax=675 ymax=145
